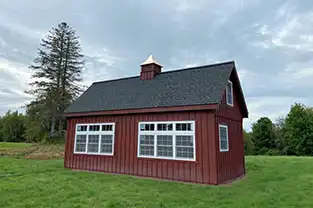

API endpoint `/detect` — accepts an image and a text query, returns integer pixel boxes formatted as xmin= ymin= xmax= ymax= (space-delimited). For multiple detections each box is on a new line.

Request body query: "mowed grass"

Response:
xmin=0 ymin=142 xmax=32 ymax=149
xmin=0 ymin=156 xmax=312 ymax=208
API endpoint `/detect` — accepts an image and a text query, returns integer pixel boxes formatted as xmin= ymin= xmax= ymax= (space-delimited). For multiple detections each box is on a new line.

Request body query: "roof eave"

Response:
xmin=64 ymin=104 xmax=219 ymax=118
xmin=232 ymin=65 xmax=249 ymax=118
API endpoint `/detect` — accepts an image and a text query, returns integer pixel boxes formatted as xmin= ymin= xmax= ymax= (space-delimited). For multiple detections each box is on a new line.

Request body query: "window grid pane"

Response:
xmin=140 ymin=145 xmax=154 ymax=156
xmin=176 ymin=147 xmax=194 ymax=159
xmin=100 ymin=135 xmax=113 ymax=154
xmin=139 ymin=135 xmax=154 ymax=156
xmin=175 ymin=135 xmax=194 ymax=159
xmin=176 ymin=135 xmax=193 ymax=147
xmin=76 ymin=135 xmax=87 ymax=143
xmin=101 ymin=135 xmax=113 ymax=144
xmin=100 ymin=144 xmax=113 ymax=154
xmin=140 ymin=135 xmax=154 ymax=145
xmin=87 ymin=135 xmax=99 ymax=153
xmin=156 ymin=135 xmax=173 ymax=157
xmin=75 ymin=144 xmax=86 ymax=152
xmin=75 ymin=135 xmax=87 ymax=152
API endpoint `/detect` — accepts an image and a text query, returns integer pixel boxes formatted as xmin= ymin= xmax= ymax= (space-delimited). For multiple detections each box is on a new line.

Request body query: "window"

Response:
xmin=226 ymin=80 xmax=233 ymax=106
xmin=74 ymin=123 xmax=115 ymax=155
xmin=176 ymin=123 xmax=192 ymax=131
xmin=157 ymin=123 xmax=173 ymax=131
xmin=157 ymin=135 xmax=173 ymax=157
xmin=139 ymin=135 xmax=155 ymax=156
xmin=140 ymin=124 xmax=155 ymax=131
xmin=176 ymin=136 xmax=194 ymax=158
xmin=219 ymin=124 xmax=229 ymax=152
xmin=138 ymin=121 xmax=195 ymax=161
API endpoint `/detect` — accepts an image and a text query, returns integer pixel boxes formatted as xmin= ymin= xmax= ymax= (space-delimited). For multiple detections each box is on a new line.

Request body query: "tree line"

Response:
xmin=244 ymin=103 xmax=313 ymax=156
xmin=0 ymin=22 xmax=84 ymax=143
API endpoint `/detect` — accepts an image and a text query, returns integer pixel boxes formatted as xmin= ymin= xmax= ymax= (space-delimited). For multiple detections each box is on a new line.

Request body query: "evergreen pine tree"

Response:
xmin=28 ymin=22 xmax=84 ymax=137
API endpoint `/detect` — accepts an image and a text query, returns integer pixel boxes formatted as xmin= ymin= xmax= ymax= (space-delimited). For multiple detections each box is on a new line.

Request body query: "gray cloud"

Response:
xmin=0 ymin=0 xmax=312 ymax=129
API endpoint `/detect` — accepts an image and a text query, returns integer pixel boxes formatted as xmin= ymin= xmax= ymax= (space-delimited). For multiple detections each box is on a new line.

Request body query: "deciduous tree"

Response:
xmin=251 ymin=117 xmax=276 ymax=155
xmin=282 ymin=103 xmax=313 ymax=155
xmin=243 ymin=130 xmax=254 ymax=155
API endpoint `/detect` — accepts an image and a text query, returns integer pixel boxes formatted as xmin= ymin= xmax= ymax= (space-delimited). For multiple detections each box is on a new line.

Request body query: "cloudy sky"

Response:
xmin=0 ymin=0 xmax=312 ymax=129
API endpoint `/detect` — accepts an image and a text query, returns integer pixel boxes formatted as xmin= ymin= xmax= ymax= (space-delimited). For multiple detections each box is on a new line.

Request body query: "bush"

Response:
xmin=0 ymin=111 xmax=26 ymax=142
xmin=243 ymin=130 xmax=254 ymax=155
xmin=42 ymin=131 xmax=66 ymax=144
xmin=265 ymin=149 xmax=281 ymax=156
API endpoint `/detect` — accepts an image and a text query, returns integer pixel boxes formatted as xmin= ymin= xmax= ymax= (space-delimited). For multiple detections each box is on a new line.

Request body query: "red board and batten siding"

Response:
xmin=215 ymin=71 xmax=246 ymax=184
xmin=64 ymin=111 xmax=219 ymax=184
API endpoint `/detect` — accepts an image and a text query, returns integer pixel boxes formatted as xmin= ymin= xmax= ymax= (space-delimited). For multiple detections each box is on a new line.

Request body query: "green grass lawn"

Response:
xmin=0 ymin=142 xmax=32 ymax=149
xmin=0 ymin=156 xmax=312 ymax=208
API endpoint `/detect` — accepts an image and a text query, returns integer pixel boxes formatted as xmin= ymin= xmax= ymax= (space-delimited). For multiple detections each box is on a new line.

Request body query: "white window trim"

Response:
xmin=226 ymin=80 xmax=233 ymax=106
xmin=137 ymin=121 xmax=196 ymax=161
xmin=73 ymin=122 xmax=115 ymax=156
xmin=219 ymin=124 xmax=229 ymax=152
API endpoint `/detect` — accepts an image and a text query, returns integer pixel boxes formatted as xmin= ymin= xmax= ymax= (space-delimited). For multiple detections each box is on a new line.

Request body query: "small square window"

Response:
xmin=157 ymin=123 xmax=173 ymax=131
xmin=219 ymin=124 xmax=229 ymax=152
xmin=77 ymin=125 xmax=87 ymax=132
xmin=140 ymin=124 xmax=154 ymax=131
xmin=89 ymin=125 xmax=100 ymax=131
xmin=226 ymin=80 xmax=233 ymax=106
xmin=102 ymin=125 xmax=113 ymax=131
xmin=176 ymin=123 xmax=192 ymax=131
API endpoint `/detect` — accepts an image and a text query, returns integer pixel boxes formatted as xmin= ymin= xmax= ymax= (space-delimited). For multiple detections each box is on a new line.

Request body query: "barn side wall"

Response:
xmin=64 ymin=111 xmax=218 ymax=184
xmin=215 ymin=71 xmax=246 ymax=184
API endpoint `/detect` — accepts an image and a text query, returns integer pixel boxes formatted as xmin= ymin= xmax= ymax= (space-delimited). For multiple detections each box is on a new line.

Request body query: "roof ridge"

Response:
xmin=160 ymin=61 xmax=234 ymax=75
xmin=93 ymin=60 xmax=235 ymax=85
xmin=93 ymin=75 xmax=140 ymax=85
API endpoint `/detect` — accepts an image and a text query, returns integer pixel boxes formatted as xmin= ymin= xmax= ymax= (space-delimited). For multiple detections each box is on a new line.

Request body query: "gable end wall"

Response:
xmin=215 ymin=71 xmax=245 ymax=184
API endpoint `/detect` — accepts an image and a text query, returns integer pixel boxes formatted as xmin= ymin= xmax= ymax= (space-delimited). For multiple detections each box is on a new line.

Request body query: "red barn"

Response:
xmin=64 ymin=55 xmax=248 ymax=185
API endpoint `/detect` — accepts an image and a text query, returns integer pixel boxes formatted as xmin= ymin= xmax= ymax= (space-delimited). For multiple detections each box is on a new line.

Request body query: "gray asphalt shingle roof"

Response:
xmin=65 ymin=61 xmax=235 ymax=113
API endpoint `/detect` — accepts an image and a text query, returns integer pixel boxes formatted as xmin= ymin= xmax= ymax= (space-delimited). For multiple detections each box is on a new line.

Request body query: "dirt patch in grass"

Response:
xmin=24 ymin=144 xmax=64 ymax=160
xmin=0 ymin=142 xmax=64 ymax=159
